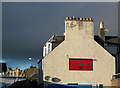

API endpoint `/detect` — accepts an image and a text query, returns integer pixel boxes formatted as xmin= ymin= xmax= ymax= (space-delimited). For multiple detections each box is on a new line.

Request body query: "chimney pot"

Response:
xmin=70 ymin=17 xmax=72 ymax=20
xmin=66 ymin=17 xmax=69 ymax=20
xmin=76 ymin=18 xmax=79 ymax=20
xmin=86 ymin=18 xmax=89 ymax=21
xmin=73 ymin=16 xmax=76 ymax=20
xmin=89 ymin=18 xmax=92 ymax=21
xmin=80 ymin=18 xmax=82 ymax=21
xmin=83 ymin=18 xmax=85 ymax=21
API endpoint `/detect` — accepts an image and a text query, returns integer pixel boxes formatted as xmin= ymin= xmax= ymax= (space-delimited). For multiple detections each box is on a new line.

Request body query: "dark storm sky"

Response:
xmin=2 ymin=2 xmax=118 ymax=70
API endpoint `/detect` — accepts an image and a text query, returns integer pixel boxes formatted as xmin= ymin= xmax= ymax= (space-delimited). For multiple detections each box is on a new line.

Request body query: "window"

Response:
xmin=48 ymin=44 xmax=50 ymax=53
xmin=45 ymin=48 xmax=46 ymax=56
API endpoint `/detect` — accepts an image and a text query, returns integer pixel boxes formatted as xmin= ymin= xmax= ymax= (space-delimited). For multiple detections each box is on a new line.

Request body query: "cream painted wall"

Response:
xmin=40 ymin=19 xmax=115 ymax=86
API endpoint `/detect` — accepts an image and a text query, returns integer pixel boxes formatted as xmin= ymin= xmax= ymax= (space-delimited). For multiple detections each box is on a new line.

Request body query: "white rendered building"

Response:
xmin=38 ymin=17 xmax=115 ymax=87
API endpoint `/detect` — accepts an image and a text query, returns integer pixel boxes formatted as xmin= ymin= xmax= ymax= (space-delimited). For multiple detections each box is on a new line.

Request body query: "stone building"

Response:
xmin=6 ymin=67 xmax=12 ymax=77
xmin=0 ymin=62 xmax=7 ymax=76
xmin=6 ymin=67 xmax=20 ymax=77
xmin=38 ymin=17 xmax=115 ymax=87
xmin=6 ymin=65 xmax=38 ymax=80
xmin=23 ymin=65 xmax=38 ymax=78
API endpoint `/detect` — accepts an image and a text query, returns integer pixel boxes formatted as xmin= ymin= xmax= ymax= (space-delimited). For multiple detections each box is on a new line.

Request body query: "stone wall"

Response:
xmin=111 ymin=78 xmax=120 ymax=88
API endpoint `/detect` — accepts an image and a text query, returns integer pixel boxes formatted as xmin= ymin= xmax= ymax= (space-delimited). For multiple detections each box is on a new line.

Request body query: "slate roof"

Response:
xmin=48 ymin=35 xmax=65 ymax=43
xmin=106 ymin=37 xmax=120 ymax=44
xmin=94 ymin=35 xmax=120 ymax=45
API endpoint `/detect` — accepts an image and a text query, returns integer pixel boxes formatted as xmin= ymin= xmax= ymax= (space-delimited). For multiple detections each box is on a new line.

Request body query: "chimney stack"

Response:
xmin=65 ymin=17 xmax=94 ymax=40
xmin=98 ymin=21 xmax=105 ymax=41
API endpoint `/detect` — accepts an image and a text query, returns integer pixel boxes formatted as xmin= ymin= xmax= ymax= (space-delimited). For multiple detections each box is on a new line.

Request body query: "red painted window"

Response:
xmin=69 ymin=59 xmax=93 ymax=70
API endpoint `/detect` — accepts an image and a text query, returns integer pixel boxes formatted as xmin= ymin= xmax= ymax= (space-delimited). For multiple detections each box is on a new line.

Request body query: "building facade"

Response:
xmin=5 ymin=65 xmax=38 ymax=79
xmin=0 ymin=63 xmax=7 ymax=77
xmin=23 ymin=65 xmax=38 ymax=78
xmin=6 ymin=67 xmax=20 ymax=77
xmin=38 ymin=17 xmax=115 ymax=87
